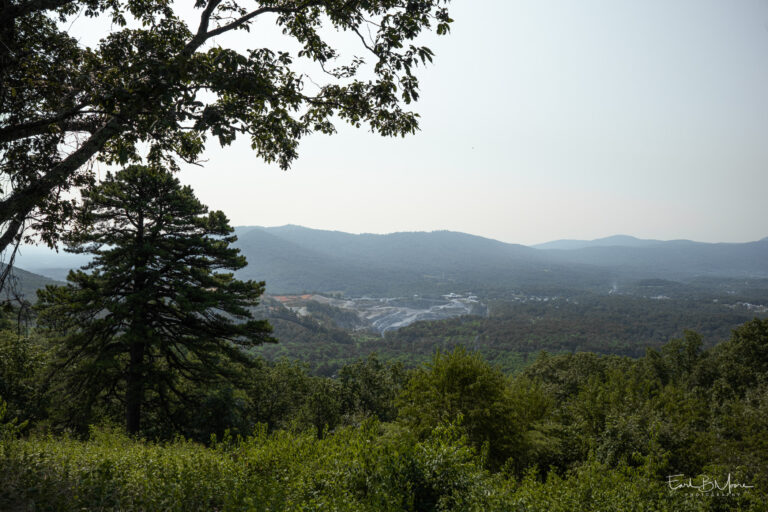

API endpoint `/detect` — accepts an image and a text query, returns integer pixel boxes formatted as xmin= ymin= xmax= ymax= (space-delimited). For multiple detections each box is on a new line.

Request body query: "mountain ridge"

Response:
xmin=10 ymin=226 xmax=768 ymax=296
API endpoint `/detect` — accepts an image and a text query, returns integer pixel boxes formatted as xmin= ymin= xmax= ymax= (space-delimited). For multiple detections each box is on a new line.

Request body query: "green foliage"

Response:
xmin=387 ymin=295 xmax=762 ymax=368
xmin=159 ymin=378 xmax=252 ymax=443
xmin=508 ymin=459 xmax=763 ymax=512
xmin=0 ymin=398 xmax=27 ymax=443
xmin=397 ymin=347 xmax=524 ymax=469
xmin=242 ymin=356 xmax=406 ymax=438
xmin=246 ymin=359 xmax=312 ymax=432
xmin=2 ymin=421 xmax=766 ymax=511
xmin=4 ymin=314 xmax=768 ymax=509
xmin=256 ymin=293 xmax=766 ymax=377
xmin=699 ymin=318 xmax=768 ymax=398
xmin=0 ymin=422 xmax=501 ymax=512
xmin=299 ymin=377 xmax=344 ymax=438
xmin=0 ymin=329 xmax=46 ymax=424
xmin=339 ymin=355 xmax=406 ymax=423
xmin=513 ymin=323 xmax=768 ymax=490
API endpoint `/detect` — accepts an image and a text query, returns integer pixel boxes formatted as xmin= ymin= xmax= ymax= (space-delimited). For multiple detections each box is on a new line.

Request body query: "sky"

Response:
xmin=76 ymin=0 xmax=768 ymax=246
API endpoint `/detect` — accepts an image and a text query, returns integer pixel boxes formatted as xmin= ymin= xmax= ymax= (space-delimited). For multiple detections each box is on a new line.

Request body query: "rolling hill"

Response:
xmin=532 ymin=235 xmax=664 ymax=250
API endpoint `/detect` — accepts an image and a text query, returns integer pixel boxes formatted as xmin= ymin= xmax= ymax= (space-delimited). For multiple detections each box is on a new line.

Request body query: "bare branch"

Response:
xmin=184 ymin=0 xmax=223 ymax=53
xmin=0 ymin=222 xmax=22 ymax=293
xmin=352 ymin=26 xmax=378 ymax=56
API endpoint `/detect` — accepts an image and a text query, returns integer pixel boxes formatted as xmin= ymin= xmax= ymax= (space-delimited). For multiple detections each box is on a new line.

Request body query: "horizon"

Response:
xmin=14 ymin=223 xmax=768 ymax=254
xmin=234 ymin=224 xmax=767 ymax=247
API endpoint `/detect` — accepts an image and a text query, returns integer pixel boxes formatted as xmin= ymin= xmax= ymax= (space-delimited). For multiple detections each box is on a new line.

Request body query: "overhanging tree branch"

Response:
xmin=0 ymin=0 xmax=453 ymax=276
xmin=0 ymin=116 xmax=122 ymax=227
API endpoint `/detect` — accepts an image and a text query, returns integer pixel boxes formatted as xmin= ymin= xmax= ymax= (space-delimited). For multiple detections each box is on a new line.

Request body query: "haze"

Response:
xmin=77 ymin=0 xmax=768 ymax=246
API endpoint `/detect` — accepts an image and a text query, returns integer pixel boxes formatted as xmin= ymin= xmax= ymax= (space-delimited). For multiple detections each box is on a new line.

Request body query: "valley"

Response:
xmin=9 ymin=226 xmax=768 ymax=377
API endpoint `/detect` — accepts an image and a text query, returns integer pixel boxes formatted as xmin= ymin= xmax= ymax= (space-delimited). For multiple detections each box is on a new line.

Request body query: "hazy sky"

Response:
xmin=81 ymin=0 xmax=768 ymax=246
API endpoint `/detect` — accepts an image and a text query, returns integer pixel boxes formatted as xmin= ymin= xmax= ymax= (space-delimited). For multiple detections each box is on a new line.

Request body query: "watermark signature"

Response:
xmin=667 ymin=474 xmax=754 ymax=496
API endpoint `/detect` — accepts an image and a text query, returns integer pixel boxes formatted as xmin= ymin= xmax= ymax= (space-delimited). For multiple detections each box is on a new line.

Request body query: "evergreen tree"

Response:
xmin=37 ymin=165 xmax=274 ymax=435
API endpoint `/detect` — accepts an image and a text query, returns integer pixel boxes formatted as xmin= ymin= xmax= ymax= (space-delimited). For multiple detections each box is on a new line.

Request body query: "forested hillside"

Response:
xmin=14 ymin=226 xmax=768 ymax=297
xmin=231 ymin=226 xmax=607 ymax=296
xmin=0 ymin=265 xmax=60 ymax=302
xmin=232 ymin=227 xmax=768 ymax=295
xmin=249 ymin=293 xmax=767 ymax=375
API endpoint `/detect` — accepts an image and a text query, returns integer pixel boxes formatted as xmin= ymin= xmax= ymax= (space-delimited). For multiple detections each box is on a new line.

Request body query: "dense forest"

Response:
xmin=251 ymin=293 xmax=768 ymax=375
xmin=3 ymin=311 xmax=768 ymax=510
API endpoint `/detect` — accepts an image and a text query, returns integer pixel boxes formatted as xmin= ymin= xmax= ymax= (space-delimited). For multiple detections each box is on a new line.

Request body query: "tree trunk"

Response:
xmin=125 ymin=340 xmax=145 ymax=435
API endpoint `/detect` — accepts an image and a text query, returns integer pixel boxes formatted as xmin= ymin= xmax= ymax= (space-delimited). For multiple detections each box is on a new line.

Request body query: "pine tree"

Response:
xmin=37 ymin=165 xmax=275 ymax=435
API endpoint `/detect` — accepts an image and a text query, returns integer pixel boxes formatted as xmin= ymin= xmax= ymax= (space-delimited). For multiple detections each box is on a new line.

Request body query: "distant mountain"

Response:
xmin=11 ymin=244 xmax=91 ymax=281
xmin=254 ymin=225 xmax=536 ymax=271
xmin=236 ymin=227 xmax=768 ymax=293
xmin=1 ymin=264 xmax=61 ymax=301
xmin=231 ymin=226 xmax=596 ymax=296
xmin=9 ymin=227 xmax=768 ymax=297
xmin=532 ymin=235 xmax=664 ymax=250
xmin=232 ymin=227 xmax=413 ymax=295
xmin=537 ymin=239 xmax=768 ymax=279
xmin=233 ymin=226 xmax=601 ymax=295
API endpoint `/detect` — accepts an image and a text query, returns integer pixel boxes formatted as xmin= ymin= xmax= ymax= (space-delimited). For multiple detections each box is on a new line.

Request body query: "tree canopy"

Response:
xmin=36 ymin=164 xmax=274 ymax=434
xmin=0 ymin=0 xmax=453 ymax=274
xmin=397 ymin=347 xmax=525 ymax=469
